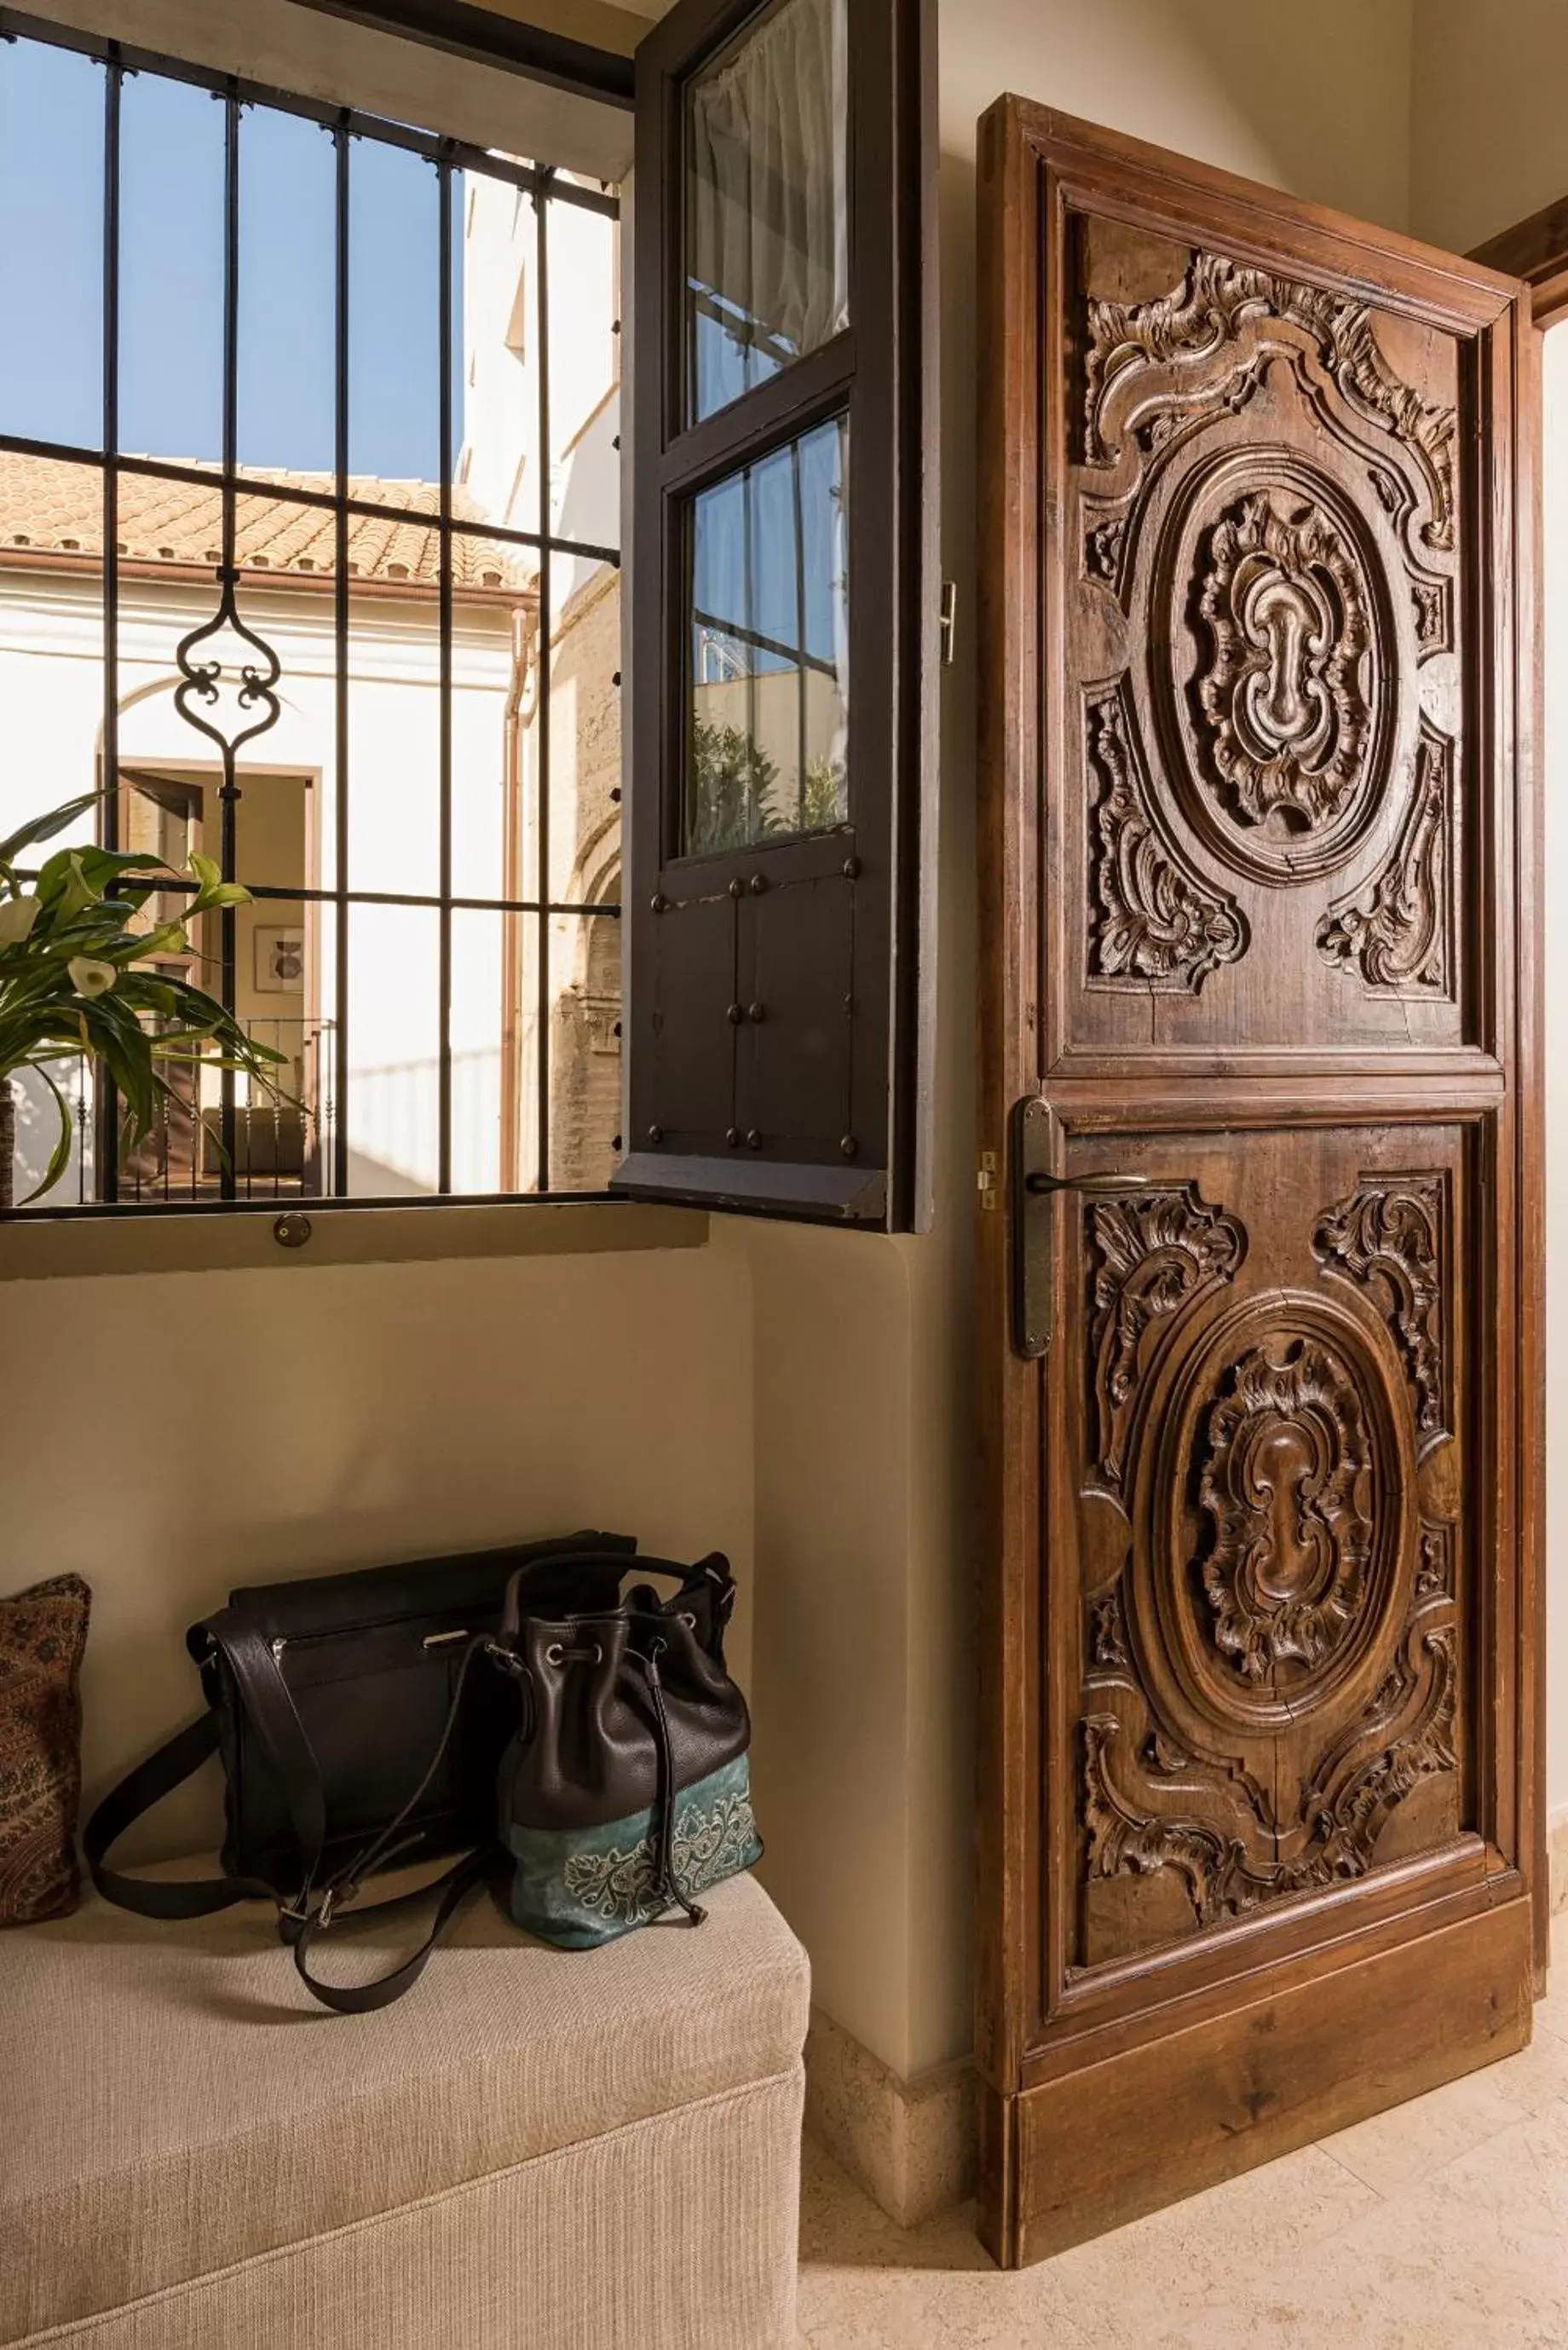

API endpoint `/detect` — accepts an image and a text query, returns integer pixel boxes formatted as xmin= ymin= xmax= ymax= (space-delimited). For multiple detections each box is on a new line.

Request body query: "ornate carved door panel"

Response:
xmin=1070 ymin=1123 xmax=1467 ymax=1973
xmin=977 ymin=105 xmax=1542 ymax=2267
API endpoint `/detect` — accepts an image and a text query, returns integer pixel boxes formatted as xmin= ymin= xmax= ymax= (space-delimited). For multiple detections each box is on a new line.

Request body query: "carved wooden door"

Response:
xmin=976 ymin=104 xmax=1543 ymax=2266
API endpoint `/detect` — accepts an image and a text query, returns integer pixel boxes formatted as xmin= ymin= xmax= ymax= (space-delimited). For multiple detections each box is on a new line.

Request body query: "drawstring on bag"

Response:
xmin=636 ymin=1638 xmax=706 ymax=1927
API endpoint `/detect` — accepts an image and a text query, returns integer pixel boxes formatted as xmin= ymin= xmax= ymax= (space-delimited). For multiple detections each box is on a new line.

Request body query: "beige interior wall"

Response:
xmin=1409 ymin=0 xmax=1568 ymax=255
xmin=3 ymin=1242 xmax=752 ymax=1861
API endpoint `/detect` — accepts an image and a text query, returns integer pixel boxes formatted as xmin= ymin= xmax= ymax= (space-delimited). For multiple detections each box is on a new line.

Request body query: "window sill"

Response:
xmin=0 ymin=1200 xmax=708 ymax=1282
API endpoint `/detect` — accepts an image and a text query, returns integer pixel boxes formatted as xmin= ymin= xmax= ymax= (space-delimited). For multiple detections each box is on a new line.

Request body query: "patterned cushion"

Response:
xmin=0 ymin=1574 xmax=91 ymax=1926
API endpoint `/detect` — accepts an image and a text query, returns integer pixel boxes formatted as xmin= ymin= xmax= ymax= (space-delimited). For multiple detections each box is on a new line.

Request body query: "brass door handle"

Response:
xmin=1012 ymin=1100 xmax=1167 ymax=1358
xmin=1023 ymin=1170 xmax=1157 ymax=1198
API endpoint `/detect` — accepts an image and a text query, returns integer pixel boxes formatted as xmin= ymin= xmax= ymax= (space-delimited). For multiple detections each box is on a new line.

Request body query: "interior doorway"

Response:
xmin=117 ymin=763 xmax=323 ymax=1199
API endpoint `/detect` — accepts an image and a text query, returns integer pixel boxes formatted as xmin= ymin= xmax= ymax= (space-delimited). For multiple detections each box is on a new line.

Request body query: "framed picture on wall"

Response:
xmin=253 ymin=926 xmax=305 ymax=995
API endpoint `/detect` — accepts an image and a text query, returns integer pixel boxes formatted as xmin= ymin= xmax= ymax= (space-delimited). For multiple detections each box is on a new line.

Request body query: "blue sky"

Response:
xmin=0 ymin=32 xmax=459 ymax=482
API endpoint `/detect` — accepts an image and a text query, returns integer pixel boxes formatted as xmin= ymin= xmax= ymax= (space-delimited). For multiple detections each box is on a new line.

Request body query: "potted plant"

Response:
xmin=0 ymin=791 xmax=290 ymax=1210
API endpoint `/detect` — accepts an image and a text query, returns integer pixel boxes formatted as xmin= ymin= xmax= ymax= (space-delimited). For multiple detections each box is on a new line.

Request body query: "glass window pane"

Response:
xmin=0 ymin=450 xmax=104 ymax=1213
xmin=239 ymin=107 xmax=337 ymax=479
xmin=547 ymin=912 xmax=621 ymax=1192
xmin=455 ymin=169 xmax=533 ymax=531
xmin=449 ymin=906 xmax=532 ymax=1194
xmin=0 ymin=39 xmax=104 ymax=450
xmin=449 ymin=523 xmax=530 ymax=903
xmin=0 ymin=46 xmax=623 ymax=1211
xmin=684 ymin=0 xmax=848 ymax=427
xmin=0 ymin=453 xmax=104 ymax=857
xmin=349 ymin=534 xmax=441 ymax=898
xmin=9 ymin=1058 xmax=96 ymax=1210
xmin=547 ymin=195 xmax=620 ymax=546
xmin=345 ymin=901 xmax=440 ymax=1194
xmin=546 ymin=556 xmax=622 ymax=905
xmin=119 ymin=73 xmax=224 ymax=465
xmin=349 ymin=140 xmax=441 ymax=483
xmin=231 ymin=887 xmax=317 ymax=1202
xmin=685 ymin=414 xmax=848 ymax=854
xmin=114 ymin=476 xmax=225 ymax=796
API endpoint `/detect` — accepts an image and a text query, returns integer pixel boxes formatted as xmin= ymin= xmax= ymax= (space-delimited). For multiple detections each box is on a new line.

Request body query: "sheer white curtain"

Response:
xmin=688 ymin=0 xmax=849 ymax=370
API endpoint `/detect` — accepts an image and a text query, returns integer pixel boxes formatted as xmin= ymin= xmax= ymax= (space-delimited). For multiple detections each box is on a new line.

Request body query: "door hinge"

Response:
xmin=939 ymin=580 xmax=958 ymax=665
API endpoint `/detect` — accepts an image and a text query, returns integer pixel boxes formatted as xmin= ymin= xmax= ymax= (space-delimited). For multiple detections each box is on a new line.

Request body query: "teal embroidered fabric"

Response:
xmin=504 ymin=1756 xmax=763 ymax=1949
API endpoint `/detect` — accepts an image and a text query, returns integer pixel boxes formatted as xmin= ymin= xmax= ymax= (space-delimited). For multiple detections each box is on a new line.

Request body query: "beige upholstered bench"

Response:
xmin=3 ymin=1869 xmax=808 ymax=2349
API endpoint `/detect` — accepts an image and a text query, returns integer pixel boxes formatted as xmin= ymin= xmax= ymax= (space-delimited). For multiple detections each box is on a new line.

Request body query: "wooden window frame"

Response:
xmin=614 ymin=0 xmax=938 ymax=1229
xmin=289 ymin=0 xmax=637 ymax=107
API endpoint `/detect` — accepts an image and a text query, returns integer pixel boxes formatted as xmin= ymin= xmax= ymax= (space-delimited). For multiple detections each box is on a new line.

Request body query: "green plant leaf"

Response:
xmin=14 ymin=1062 xmax=78 ymax=1205
xmin=110 ymin=921 xmax=190 ymax=966
xmin=32 ymin=846 xmax=84 ymax=908
xmin=187 ymin=877 xmax=251 ymax=914
xmin=0 ymin=788 xmax=102 ymax=869
xmin=76 ymin=848 xmax=173 ymax=890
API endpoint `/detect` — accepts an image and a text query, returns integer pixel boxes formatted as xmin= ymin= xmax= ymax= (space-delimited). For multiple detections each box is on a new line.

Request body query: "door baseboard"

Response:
xmin=804 ymin=2006 xmax=977 ymax=2227
xmin=1549 ymin=1804 xmax=1568 ymax=1915
xmin=978 ymin=1892 xmax=1532 ymax=2268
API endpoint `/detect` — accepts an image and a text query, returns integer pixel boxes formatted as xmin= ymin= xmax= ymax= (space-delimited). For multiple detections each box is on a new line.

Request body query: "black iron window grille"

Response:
xmin=0 ymin=9 xmax=624 ymax=1213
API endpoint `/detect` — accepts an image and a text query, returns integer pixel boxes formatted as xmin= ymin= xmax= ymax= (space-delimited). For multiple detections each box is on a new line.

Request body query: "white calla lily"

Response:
xmin=68 ymin=956 xmax=117 ymax=999
xmin=57 ymin=854 xmax=99 ymax=922
xmin=0 ymin=895 xmax=38 ymax=945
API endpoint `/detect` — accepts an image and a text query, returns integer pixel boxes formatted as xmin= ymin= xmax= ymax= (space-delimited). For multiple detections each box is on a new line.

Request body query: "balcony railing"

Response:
xmin=0 ymin=1027 xmax=555 ymax=1207
xmin=3 ymin=1019 xmax=337 ymax=1209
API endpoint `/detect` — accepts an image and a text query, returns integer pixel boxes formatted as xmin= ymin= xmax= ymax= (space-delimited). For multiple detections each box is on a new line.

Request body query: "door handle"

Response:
xmin=1023 ymin=1170 xmax=1157 ymax=1198
xmin=1011 ymin=1100 xmax=1162 ymax=1360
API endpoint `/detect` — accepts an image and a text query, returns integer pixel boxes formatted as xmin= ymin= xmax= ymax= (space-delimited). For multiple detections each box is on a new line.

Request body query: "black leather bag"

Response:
xmin=85 ymin=1534 xmax=761 ymax=2014
xmin=84 ymin=1530 xmax=634 ymax=1931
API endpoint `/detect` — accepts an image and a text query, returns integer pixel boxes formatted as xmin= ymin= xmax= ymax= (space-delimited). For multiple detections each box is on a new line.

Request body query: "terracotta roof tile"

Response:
xmin=0 ymin=453 xmax=531 ymax=591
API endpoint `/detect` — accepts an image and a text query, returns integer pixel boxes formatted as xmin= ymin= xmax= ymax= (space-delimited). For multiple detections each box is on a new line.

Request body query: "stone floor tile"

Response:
xmin=1040 ymin=2141 xmax=1373 ymax=2347
xmin=798 ymin=1942 xmax=1568 ymax=2350
xmin=1318 ymin=2031 xmax=1568 ymax=2197
xmin=798 ymin=2138 xmax=1097 ymax=2349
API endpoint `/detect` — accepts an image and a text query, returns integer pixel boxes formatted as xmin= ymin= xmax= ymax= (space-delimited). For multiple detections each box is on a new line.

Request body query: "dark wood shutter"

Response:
xmin=614 ymin=0 xmax=937 ymax=1227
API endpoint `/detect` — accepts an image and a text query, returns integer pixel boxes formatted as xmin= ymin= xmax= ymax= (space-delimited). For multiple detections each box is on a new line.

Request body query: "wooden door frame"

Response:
xmin=1472 ymin=187 xmax=1565 ymax=2007
xmin=975 ymin=96 xmax=1545 ymax=2265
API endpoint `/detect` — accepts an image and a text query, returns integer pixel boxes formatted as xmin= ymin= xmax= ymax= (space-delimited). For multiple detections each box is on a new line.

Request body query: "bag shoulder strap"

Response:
xmin=86 ymin=1608 xmax=330 ymax=1919
xmin=82 ymin=1714 xmax=279 ymax=1918
xmin=502 ymin=1549 xmax=733 ymax=1635
xmin=283 ymin=1630 xmax=508 ymax=2012
xmin=203 ymin=1607 xmax=329 ymax=1880
xmin=286 ymin=1851 xmax=492 ymax=2013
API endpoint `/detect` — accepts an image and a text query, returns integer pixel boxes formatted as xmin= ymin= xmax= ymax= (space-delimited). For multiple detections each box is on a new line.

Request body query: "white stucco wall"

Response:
xmin=0 ymin=565 xmax=531 ymax=1196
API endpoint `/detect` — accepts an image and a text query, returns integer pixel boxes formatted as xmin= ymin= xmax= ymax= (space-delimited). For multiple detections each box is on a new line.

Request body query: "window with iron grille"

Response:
xmin=0 ymin=0 xmax=936 ymax=1232
xmin=0 ymin=10 xmax=624 ymax=1210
